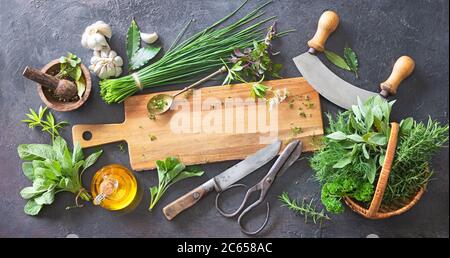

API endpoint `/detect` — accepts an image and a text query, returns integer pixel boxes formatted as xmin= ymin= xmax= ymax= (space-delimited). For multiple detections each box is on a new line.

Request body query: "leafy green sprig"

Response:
xmin=324 ymin=46 xmax=358 ymax=78
xmin=22 ymin=106 xmax=68 ymax=142
xmin=126 ymin=18 xmax=161 ymax=71
xmin=149 ymin=157 xmax=204 ymax=210
xmin=279 ymin=192 xmax=330 ymax=224
xmin=57 ymin=52 xmax=86 ymax=98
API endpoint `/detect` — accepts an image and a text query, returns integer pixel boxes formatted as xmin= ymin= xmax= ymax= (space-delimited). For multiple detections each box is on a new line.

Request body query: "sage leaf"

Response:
xmin=82 ymin=150 xmax=103 ymax=172
xmin=344 ymin=47 xmax=358 ymax=77
xmin=324 ymin=50 xmax=351 ymax=71
xmin=332 ymin=157 xmax=352 ymax=169
xmin=362 ymin=144 xmax=369 ymax=159
xmin=365 ymin=108 xmax=374 ymax=130
xmin=24 ymin=199 xmax=43 ymax=216
xmin=127 ymin=18 xmax=141 ymax=62
xmin=400 ymin=117 xmax=414 ymax=135
xmin=368 ymin=133 xmax=387 ymax=146
xmin=365 ymin=160 xmax=376 ymax=184
xmin=326 ymin=131 xmax=347 ymax=141
xmin=22 ymin=162 xmax=34 ymax=181
xmin=129 ymin=46 xmax=162 ymax=71
xmin=347 ymin=134 xmax=364 ymax=143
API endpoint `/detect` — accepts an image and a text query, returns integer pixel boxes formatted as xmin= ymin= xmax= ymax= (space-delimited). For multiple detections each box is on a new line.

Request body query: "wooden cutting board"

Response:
xmin=72 ymin=77 xmax=323 ymax=171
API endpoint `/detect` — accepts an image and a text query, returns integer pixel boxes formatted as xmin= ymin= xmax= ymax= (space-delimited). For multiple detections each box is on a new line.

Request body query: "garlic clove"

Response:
xmin=100 ymin=49 xmax=109 ymax=58
xmin=114 ymin=67 xmax=122 ymax=77
xmin=113 ymin=56 xmax=123 ymax=67
xmin=81 ymin=33 xmax=89 ymax=49
xmin=90 ymin=55 xmax=100 ymax=65
xmin=141 ymin=32 xmax=158 ymax=44
xmin=99 ymin=66 xmax=108 ymax=79
xmin=94 ymin=62 xmax=104 ymax=75
xmin=93 ymin=50 xmax=101 ymax=57
xmin=108 ymin=50 xmax=117 ymax=58
xmin=94 ymin=21 xmax=112 ymax=38
xmin=93 ymin=34 xmax=108 ymax=50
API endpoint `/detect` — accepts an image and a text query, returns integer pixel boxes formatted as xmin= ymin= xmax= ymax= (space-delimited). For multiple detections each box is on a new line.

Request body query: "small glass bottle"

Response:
xmin=91 ymin=164 xmax=137 ymax=211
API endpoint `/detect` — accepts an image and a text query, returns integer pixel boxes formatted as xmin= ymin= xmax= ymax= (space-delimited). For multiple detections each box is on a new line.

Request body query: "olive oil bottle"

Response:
xmin=91 ymin=164 xmax=137 ymax=210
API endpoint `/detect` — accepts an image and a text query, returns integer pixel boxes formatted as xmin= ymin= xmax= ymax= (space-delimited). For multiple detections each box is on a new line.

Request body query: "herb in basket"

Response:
xmin=100 ymin=0 xmax=291 ymax=104
xmin=311 ymin=96 xmax=448 ymax=214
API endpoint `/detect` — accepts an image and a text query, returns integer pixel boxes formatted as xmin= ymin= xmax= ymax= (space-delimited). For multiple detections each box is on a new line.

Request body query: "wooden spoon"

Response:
xmin=23 ymin=66 xmax=78 ymax=100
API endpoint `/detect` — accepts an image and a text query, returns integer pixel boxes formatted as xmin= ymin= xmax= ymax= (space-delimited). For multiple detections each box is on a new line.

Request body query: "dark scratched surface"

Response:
xmin=0 ymin=0 xmax=448 ymax=237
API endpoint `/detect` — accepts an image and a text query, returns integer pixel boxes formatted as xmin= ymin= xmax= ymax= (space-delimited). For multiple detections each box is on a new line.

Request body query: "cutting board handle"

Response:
xmin=308 ymin=10 xmax=339 ymax=53
xmin=72 ymin=123 xmax=126 ymax=148
xmin=380 ymin=56 xmax=415 ymax=97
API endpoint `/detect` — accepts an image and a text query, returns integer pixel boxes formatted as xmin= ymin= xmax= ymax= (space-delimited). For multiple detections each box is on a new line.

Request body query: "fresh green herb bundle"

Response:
xmin=149 ymin=157 xmax=204 ymax=210
xmin=311 ymin=96 xmax=448 ymax=214
xmin=100 ymin=0 xmax=284 ymax=103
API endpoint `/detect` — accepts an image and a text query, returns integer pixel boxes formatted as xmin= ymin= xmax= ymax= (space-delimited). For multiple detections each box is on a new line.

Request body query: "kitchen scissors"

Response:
xmin=215 ymin=140 xmax=303 ymax=235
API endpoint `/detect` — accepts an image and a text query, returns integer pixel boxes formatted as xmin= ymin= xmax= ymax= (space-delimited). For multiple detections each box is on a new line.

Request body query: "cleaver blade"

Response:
xmin=293 ymin=52 xmax=378 ymax=110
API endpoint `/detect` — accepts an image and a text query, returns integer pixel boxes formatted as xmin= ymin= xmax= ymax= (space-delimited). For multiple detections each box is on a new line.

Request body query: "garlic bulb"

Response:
xmin=141 ymin=32 xmax=158 ymax=44
xmin=89 ymin=49 xmax=123 ymax=79
xmin=81 ymin=21 xmax=112 ymax=51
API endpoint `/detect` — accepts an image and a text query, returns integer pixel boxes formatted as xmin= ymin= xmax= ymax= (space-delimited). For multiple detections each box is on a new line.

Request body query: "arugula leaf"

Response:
xmin=127 ymin=18 xmax=141 ymax=62
xmin=324 ymin=50 xmax=351 ymax=71
xmin=149 ymin=157 xmax=204 ymax=210
xmin=129 ymin=46 xmax=162 ymax=71
xmin=344 ymin=47 xmax=359 ymax=77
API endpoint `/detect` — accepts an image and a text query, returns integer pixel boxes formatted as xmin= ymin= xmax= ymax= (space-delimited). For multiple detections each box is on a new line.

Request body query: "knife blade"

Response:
xmin=293 ymin=11 xmax=415 ymax=110
xmin=162 ymin=140 xmax=282 ymax=220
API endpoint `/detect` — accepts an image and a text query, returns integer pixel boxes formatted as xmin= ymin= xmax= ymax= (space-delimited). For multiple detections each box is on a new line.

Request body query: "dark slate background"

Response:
xmin=0 ymin=0 xmax=448 ymax=238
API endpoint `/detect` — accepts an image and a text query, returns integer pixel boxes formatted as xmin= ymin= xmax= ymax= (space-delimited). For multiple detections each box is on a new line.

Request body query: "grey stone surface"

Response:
xmin=0 ymin=0 xmax=448 ymax=238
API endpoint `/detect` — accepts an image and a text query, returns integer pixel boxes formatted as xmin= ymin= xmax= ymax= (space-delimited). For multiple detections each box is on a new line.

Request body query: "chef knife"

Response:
xmin=162 ymin=140 xmax=282 ymax=220
xmin=293 ymin=11 xmax=415 ymax=110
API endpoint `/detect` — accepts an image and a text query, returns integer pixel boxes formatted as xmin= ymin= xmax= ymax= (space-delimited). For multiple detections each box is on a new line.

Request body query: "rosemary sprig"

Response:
xmin=279 ymin=192 xmax=330 ymax=224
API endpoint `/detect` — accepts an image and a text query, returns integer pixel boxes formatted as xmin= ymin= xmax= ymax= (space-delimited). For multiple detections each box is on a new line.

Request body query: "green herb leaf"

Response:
xmin=368 ymin=133 xmax=387 ymax=146
xmin=344 ymin=47 xmax=358 ymax=77
xmin=82 ymin=149 xmax=103 ymax=173
xmin=324 ymin=50 xmax=351 ymax=71
xmin=20 ymin=186 xmax=46 ymax=199
xmin=332 ymin=157 xmax=352 ymax=168
xmin=365 ymin=160 xmax=376 ymax=184
xmin=347 ymin=134 xmax=364 ymax=143
xmin=400 ymin=117 xmax=414 ymax=135
xmin=24 ymin=199 xmax=43 ymax=216
xmin=75 ymin=76 xmax=86 ymax=98
xmin=129 ymin=46 xmax=162 ymax=71
xmin=362 ymin=144 xmax=369 ymax=159
xmin=365 ymin=108 xmax=374 ymax=130
xmin=127 ymin=18 xmax=141 ymax=62
xmin=250 ymin=83 xmax=269 ymax=99
xmin=34 ymin=189 xmax=55 ymax=205
xmin=18 ymin=144 xmax=55 ymax=161
xmin=326 ymin=131 xmax=347 ymax=141
xmin=22 ymin=162 xmax=34 ymax=181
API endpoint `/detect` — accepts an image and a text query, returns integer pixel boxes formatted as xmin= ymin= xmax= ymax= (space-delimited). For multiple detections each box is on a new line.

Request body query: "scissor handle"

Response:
xmin=215 ymin=183 xmax=263 ymax=217
xmin=237 ymin=201 xmax=270 ymax=236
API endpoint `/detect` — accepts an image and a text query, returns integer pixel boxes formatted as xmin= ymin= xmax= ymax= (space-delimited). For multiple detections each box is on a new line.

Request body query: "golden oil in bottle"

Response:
xmin=91 ymin=164 xmax=137 ymax=211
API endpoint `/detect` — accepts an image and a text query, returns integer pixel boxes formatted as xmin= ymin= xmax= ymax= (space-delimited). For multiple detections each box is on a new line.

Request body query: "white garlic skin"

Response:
xmin=140 ymin=32 xmax=158 ymax=44
xmin=89 ymin=49 xmax=123 ymax=79
xmin=81 ymin=21 xmax=112 ymax=51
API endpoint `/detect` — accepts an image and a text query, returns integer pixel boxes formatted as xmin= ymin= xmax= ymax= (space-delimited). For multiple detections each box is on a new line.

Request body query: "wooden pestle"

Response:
xmin=23 ymin=66 xmax=78 ymax=100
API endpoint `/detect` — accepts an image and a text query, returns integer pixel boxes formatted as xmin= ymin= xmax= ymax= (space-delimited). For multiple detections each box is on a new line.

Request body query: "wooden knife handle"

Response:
xmin=163 ymin=182 xmax=213 ymax=220
xmin=379 ymin=56 xmax=415 ymax=97
xmin=307 ymin=10 xmax=339 ymax=53
xmin=72 ymin=123 xmax=126 ymax=148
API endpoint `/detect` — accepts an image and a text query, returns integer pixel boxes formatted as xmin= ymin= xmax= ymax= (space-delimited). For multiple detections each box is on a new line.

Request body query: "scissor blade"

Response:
xmin=214 ymin=140 xmax=282 ymax=191
xmin=277 ymin=141 xmax=303 ymax=178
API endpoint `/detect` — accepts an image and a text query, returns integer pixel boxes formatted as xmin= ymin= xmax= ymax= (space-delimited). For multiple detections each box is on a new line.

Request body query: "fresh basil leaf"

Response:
xmin=75 ymin=76 xmax=86 ymax=98
xmin=18 ymin=144 xmax=55 ymax=161
xmin=368 ymin=133 xmax=387 ymax=146
xmin=166 ymin=163 xmax=187 ymax=183
xmin=82 ymin=150 xmax=103 ymax=172
xmin=24 ymin=199 xmax=43 ymax=216
xmin=343 ymin=47 xmax=358 ymax=77
xmin=332 ymin=157 xmax=352 ymax=169
xmin=20 ymin=186 xmax=46 ymax=199
xmin=324 ymin=50 xmax=351 ymax=71
xmin=34 ymin=167 xmax=58 ymax=181
xmin=22 ymin=162 xmax=34 ymax=181
xmin=347 ymin=134 xmax=364 ymax=143
xmin=129 ymin=45 xmax=161 ymax=71
xmin=72 ymin=142 xmax=84 ymax=164
xmin=149 ymin=186 xmax=158 ymax=201
xmin=326 ymin=131 xmax=347 ymax=141
xmin=127 ymin=18 xmax=141 ymax=62
xmin=169 ymin=166 xmax=204 ymax=187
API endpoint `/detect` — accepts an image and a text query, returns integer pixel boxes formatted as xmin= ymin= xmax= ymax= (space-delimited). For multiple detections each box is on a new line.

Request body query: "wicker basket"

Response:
xmin=344 ymin=122 xmax=426 ymax=219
